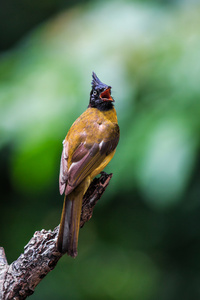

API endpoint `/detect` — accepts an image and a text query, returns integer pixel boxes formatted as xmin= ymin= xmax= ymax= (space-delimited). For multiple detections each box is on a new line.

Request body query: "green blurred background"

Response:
xmin=1 ymin=0 xmax=200 ymax=299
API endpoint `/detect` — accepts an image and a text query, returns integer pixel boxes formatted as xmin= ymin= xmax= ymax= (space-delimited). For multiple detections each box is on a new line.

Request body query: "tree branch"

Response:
xmin=0 ymin=172 xmax=112 ymax=300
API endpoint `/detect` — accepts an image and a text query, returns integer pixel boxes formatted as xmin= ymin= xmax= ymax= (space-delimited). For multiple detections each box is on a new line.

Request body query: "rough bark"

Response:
xmin=0 ymin=172 xmax=112 ymax=300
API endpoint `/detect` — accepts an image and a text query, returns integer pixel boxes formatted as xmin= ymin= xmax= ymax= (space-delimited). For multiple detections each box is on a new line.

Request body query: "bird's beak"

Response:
xmin=100 ymin=87 xmax=114 ymax=102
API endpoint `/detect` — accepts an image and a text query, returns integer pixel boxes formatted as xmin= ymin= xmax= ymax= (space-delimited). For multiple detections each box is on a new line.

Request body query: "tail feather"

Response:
xmin=57 ymin=193 xmax=82 ymax=257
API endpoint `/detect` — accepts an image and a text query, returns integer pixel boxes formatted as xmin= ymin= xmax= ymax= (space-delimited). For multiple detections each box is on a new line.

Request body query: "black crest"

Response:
xmin=91 ymin=72 xmax=108 ymax=90
xmin=89 ymin=72 xmax=114 ymax=111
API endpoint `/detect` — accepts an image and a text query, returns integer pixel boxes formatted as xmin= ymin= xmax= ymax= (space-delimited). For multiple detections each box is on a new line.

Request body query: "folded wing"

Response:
xmin=59 ymin=124 xmax=119 ymax=196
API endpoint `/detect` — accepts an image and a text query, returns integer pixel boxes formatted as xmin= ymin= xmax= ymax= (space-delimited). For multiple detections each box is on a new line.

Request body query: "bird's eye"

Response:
xmin=93 ymin=90 xmax=97 ymax=96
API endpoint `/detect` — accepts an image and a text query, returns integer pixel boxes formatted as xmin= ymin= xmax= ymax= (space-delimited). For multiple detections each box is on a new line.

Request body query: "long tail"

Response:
xmin=57 ymin=192 xmax=82 ymax=257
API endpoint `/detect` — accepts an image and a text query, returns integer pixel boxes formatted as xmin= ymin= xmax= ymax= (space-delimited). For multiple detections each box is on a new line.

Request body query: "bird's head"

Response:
xmin=89 ymin=72 xmax=114 ymax=111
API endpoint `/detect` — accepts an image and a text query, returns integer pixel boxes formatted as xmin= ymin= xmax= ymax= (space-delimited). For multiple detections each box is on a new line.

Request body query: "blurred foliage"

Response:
xmin=1 ymin=0 xmax=200 ymax=299
xmin=0 ymin=0 xmax=92 ymax=50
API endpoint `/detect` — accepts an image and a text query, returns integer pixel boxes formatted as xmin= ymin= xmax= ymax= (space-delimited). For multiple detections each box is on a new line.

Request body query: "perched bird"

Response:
xmin=57 ymin=72 xmax=120 ymax=257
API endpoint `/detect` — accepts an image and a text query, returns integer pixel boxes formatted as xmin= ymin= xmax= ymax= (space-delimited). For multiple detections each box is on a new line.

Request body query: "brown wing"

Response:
xmin=59 ymin=141 xmax=69 ymax=195
xmin=59 ymin=121 xmax=119 ymax=196
xmin=99 ymin=124 xmax=120 ymax=156
xmin=65 ymin=142 xmax=104 ymax=195
xmin=64 ymin=124 xmax=119 ymax=196
xmin=59 ymin=140 xmax=99 ymax=196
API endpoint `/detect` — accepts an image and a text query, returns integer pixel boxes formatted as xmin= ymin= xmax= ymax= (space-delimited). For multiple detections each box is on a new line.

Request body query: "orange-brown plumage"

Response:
xmin=57 ymin=72 xmax=119 ymax=257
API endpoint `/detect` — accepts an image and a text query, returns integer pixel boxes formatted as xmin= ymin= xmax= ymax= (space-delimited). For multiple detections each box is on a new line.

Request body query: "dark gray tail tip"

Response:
xmin=56 ymin=239 xmax=67 ymax=255
xmin=56 ymin=242 xmax=65 ymax=254
xmin=56 ymin=242 xmax=78 ymax=258
xmin=67 ymin=250 xmax=78 ymax=258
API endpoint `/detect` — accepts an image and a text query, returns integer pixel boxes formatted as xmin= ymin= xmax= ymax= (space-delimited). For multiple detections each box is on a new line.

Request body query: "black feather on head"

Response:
xmin=91 ymin=72 xmax=108 ymax=90
xmin=89 ymin=72 xmax=114 ymax=111
xmin=91 ymin=72 xmax=101 ymax=87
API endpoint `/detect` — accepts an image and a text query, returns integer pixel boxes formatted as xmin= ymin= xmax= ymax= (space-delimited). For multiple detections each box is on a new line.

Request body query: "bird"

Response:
xmin=57 ymin=72 xmax=120 ymax=257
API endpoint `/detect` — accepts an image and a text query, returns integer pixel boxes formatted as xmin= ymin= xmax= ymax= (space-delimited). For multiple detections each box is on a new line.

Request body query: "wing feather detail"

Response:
xmin=59 ymin=141 xmax=69 ymax=195
xmin=99 ymin=125 xmax=120 ymax=156
xmin=60 ymin=122 xmax=120 ymax=196
xmin=65 ymin=143 xmax=104 ymax=195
